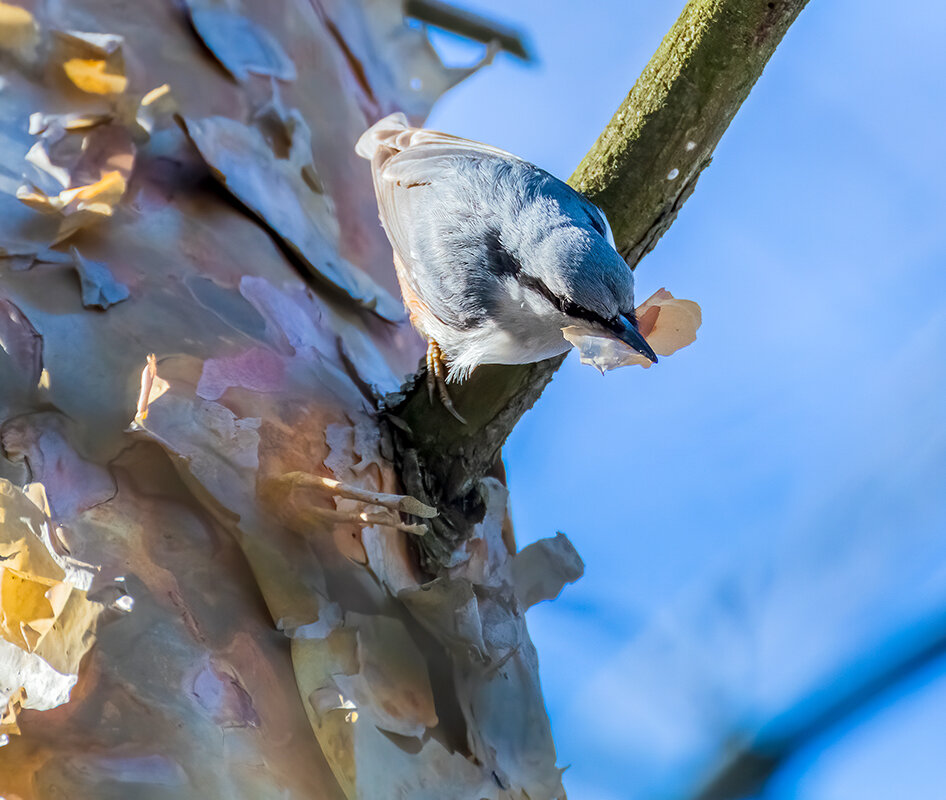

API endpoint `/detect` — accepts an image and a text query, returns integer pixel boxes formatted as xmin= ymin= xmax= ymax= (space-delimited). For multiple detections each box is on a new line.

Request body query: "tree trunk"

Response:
xmin=0 ymin=0 xmax=806 ymax=798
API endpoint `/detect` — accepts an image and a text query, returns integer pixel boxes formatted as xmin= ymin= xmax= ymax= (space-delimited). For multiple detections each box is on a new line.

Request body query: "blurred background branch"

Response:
xmin=404 ymin=0 xmax=534 ymax=61
xmin=689 ymin=609 xmax=946 ymax=800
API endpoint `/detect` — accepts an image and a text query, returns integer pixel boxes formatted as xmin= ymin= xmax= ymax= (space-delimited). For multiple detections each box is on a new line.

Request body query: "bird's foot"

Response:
xmin=425 ymin=338 xmax=467 ymax=424
xmin=270 ymin=471 xmax=437 ymax=536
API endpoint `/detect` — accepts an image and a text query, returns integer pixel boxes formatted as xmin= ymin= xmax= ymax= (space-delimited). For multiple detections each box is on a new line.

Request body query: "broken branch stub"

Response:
xmin=385 ymin=358 xmax=561 ymax=569
xmin=387 ymin=0 xmax=811 ymax=571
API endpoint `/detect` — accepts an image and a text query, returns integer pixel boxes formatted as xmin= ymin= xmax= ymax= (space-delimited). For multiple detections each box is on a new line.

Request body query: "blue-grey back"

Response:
xmin=398 ymin=152 xmax=636 ymax=330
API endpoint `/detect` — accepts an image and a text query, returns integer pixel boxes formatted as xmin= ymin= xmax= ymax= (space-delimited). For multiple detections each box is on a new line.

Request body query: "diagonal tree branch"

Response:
xmin=572 ymin=0 xmax=810 ymax=264
xmin=387 ymin=0 xmax=811 ymax=570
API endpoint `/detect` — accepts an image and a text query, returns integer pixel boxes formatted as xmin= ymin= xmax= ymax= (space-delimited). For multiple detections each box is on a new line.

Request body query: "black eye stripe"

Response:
xmin=515 ymin=273 xmax=623 ymax=332
xmin=481 ymin=224 xmax=626 ymax=332
xmin=562 ymin=298 xmax=626 ymax=333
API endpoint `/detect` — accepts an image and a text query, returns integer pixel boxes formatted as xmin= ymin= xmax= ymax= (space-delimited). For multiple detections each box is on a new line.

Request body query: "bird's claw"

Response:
xmin=426 ymin=338 xmax=467 ymax=424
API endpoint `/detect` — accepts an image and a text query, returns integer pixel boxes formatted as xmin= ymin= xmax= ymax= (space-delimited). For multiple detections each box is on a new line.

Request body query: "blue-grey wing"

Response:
xmin=360 ymin=113 xmax=633 ymax=327
xmin=375 ymin=148 xmax=521 ymax=329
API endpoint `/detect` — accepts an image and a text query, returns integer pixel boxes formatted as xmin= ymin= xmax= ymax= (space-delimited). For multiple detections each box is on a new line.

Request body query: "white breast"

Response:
xmin=427 ymin=281 xmax=574 ymax=381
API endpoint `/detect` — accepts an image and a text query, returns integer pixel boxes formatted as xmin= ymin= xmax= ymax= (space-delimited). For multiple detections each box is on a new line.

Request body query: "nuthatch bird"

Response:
xmin=356 ymin=113 xmax=657 ymax=420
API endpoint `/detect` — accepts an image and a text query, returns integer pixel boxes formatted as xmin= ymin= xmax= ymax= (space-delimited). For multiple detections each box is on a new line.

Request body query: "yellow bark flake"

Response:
xmin=60 ymin=170 xmax=127 ymax=207
xmin=63 ymin=58 xmax=128 ymax=94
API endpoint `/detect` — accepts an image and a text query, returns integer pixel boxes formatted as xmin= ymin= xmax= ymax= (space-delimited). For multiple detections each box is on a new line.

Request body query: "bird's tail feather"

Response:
xmin=355 ymin=113 xmax=520 ymax=164
xmin=355 ymin=112 xmax=410 ymax=160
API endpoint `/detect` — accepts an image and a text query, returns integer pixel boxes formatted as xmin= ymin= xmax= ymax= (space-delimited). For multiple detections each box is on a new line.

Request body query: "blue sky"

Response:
xmin=424 ymin=2 xmax=946 ymax=798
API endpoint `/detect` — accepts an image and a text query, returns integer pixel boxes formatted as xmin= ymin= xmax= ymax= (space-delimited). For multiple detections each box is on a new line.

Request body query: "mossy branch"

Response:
xmin=388 ymin=0 xmax=811 ymax=570
xmin=572 ymin=0 xmax=811 ymax=264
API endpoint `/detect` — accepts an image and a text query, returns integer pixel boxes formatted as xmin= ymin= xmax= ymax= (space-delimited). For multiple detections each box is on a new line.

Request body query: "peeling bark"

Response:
xmin=0 ymin=0 xmax=810 ymax=796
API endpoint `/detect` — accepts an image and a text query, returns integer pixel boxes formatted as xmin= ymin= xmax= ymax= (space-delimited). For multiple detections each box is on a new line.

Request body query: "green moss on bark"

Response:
xmin=571 ymin=0 xmax=810 ymax=264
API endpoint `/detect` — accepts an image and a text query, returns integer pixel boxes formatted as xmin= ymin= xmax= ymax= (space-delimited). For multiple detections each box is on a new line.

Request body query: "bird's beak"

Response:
xmin=616 ymin=317 xmax=658 ymax=364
